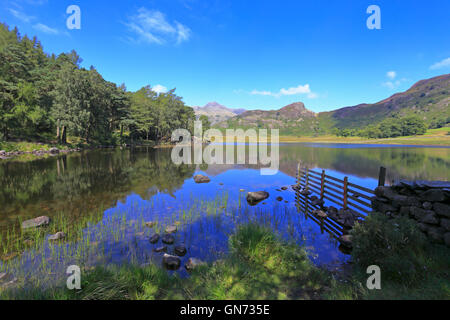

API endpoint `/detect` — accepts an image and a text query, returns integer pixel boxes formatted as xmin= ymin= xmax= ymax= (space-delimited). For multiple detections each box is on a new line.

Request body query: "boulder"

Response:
xmin=433 ymin=203 xmax=450 ymax=218
xmin=162 ymin=234 xmax=175 ymax=245
xmin=48 ymin=232 xmax=65 ymax=241
xmin=419 ymin=189 xmax=446 ymax=202
xmin=246 ymin=191 xmax=270 ymax=206
xmin=185 ymin=258 xmax=206 ymax=271
xmin=165 ymin=225 xmax=177 ymax=234
xmin=149 ymin=234 xmax=160 ymax=244
xmin=174 ymin=245 xmax=187 ymax=256
xmin=194 ymin=175 xmax=211 ymax=184
xmin=21 ymin=216 xmax=50 ymax=229
xmin=163 ymin=254 xmax=181 ymax=270
xmin=440 ymin=218 xmax=450 ymax=231
xmin=420 ymin=213 xmax=439 ymax=225
xmin=444 ymin=233 xmax=450 ymax=247
xmin=410 ymin=207 xmax=428 ymax=220
xmin=374 ymin=186 xmax=400 ymax=200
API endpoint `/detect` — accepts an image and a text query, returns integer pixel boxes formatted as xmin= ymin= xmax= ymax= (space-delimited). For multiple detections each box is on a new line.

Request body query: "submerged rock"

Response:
xmin=246 ymin=191 xmax=270 ymax=206
xmin=145 ymin=221 xmax=157 ymax=228
xmin=162 ymin=234 xmax=175 ymax=245
xmin=185 ymin=258 xmax=206 ymax=271
xmin=154 ymin=246 xmax=167 ymax=253
xmin=149 ymin=234 xmax=160 ymax=244
xmin=174 ymin=245 xmax=187 ymax=256
xmin=21 ymin=216 xmax=50 ymax=229
xmin=165 ymin=225 xmax=177 ymax=234
xmin=194 ymin=175 xmax=211 ymax=184
xmin=163 ymin=254 xmax=181 ymax=270
xmin=48 ymin=232 xmax=65 ymax=241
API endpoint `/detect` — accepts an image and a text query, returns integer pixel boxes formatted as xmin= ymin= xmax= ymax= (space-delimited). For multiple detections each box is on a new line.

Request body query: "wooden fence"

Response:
xmin=294 ymin=164 xmax=386 ymax=239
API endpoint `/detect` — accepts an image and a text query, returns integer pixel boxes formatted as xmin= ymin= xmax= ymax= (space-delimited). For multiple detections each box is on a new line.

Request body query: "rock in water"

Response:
xmin=149 ymin=234 xmax=160 ymax=244
xmin=154 ymin=246 xmax=167 ymax=253
xmin=185 ymin=258 xmax=206 ymax=271
xmin=246 ymin=191 xmax=270 ymax=206
xmin=162 ymin=234 xmax=175 ymax=245
xmin=276 ymin=196 xmax=283 ymax=202
xmin=174 ymin=245 xmax=187 ymax=256
xmin=165 ymin=225 xmax=177 ymax=234
xmin=313 ymin=210 xmax=328 ymax=219
xmin=194 ymin=175 xmax=211 ymax=184
xmin=163 ymin=254 xmax=181 ymax=270
xmin=48 ymin=232 xmax=65 ymax=241
xmin=145 ymin=221 xmax=157 ymax=228
xmin=281 ymin=187 xmax=288 ymax=191
xmin=21 ymin=216 xmax=50 ymax=229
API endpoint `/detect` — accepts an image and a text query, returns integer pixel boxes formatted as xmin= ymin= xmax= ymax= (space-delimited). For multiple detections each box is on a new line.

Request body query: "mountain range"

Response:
xmin=203 ymin=74 xmax=450 ymax=135
xmin=193 ymin=102 xmax=246 ymax=124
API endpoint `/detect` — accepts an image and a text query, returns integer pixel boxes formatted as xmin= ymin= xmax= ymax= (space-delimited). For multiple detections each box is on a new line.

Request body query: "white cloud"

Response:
xmin=33 ymin=23 xmax=59 ymax=35
xmin=9 ymin=8 xmax=34 ymax=22
xmin=126 ymin=8 xmax=191 ymax=45
xmin=430 ymin=57 xmax=450 ymax=70
xmin=250 ymin=84 xmax=318 ymax=99
xmin=153 ymin=84 xmax=168 ymax=94
xmin=386 ymin=71 xmax=396 ymax=79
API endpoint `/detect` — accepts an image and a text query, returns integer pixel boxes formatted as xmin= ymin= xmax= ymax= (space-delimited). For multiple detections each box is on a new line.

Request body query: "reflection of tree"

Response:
xmin=0 ymin=148 xmax=195 ymax=226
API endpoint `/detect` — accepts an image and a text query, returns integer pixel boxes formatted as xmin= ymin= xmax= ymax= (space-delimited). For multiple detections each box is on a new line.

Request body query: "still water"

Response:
xmin=0 ymin=143 xmax=449 ymax=284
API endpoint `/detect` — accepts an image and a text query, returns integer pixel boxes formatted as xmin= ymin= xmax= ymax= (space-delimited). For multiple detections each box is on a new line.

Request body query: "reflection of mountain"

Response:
xmin=194 ymin=144 xmax=450 ymax=183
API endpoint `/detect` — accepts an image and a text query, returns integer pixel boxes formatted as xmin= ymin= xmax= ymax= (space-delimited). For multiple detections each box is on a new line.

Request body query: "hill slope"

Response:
xmin=217 ymin=74 xmax=450 ymax=135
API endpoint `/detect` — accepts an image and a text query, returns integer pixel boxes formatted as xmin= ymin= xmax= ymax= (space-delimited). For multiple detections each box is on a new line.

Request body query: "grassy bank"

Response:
xmin=279 ymin=128 xmax=450 ymax=146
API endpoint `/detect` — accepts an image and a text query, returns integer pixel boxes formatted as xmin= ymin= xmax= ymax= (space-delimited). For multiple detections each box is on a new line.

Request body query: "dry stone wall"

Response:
xmin=372 ymin=180 xmax=450 ymax=247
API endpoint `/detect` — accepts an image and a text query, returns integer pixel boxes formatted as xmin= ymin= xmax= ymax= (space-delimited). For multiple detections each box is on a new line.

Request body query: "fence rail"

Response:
xmin=295 ymin=164 xmax=386 ymax=217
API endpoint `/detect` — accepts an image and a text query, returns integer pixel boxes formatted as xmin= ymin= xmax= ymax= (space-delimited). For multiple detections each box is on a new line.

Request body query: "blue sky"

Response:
xmin=1 ymin=0 xmax=450 ymax=112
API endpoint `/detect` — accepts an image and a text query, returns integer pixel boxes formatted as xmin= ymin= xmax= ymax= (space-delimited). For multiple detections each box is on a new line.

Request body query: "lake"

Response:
xmin=0 ymin=143 xmax=449 ymax=287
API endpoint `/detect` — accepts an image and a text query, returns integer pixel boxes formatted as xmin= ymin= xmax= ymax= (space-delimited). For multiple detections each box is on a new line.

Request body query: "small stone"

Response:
xmin=154 ymin=246 xmax=167 ymax=253
xmin=149 ymin=234 xmax=160 ymax=244
xmin=194 ymin=175 xmax=211 ymax=184
xmin=281 ymin=187 xmax=288 ymax=191
xmin=185 ymin=258 xmax=206 ymax=271
xmin=276 ymin=196 xmax=283 ymax=202
xmin=313 ymin=210 xmax=328 ymax=219
xmin=21 ymin=216 xmax=50 ymax=229
xmin=162 ymin=234 xmax=175 ymax=245
xmin=163 ymin=254 xmax=181 ymax=270
xmin=174 ymin=245 xmax=187 ymax=256
xmin=165 ymin=225 xmax=177 ymax=234
xmin=145 ymin=221 xmax=157 ymax=228
xmin=48 ymin=232 xmax=65 ymax=241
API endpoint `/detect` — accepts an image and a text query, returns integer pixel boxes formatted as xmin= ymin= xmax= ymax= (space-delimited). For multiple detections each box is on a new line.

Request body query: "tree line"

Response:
xmin=333 ymin=115 xmax=434 ymax=139
xmin=0 ymin=23 xmax=195 ymax=146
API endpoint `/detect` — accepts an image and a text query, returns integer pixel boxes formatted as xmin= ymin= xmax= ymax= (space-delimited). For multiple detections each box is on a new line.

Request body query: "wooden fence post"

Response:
xmin=378 ymin=167 xmax=386 ymax=187
xmin=305 ymin=167 xmax=309 ymax=190
xmin=320 ymin=170 xmax=325 ymax=201
xmin=343 ymin=176 xmax=348 ymax=210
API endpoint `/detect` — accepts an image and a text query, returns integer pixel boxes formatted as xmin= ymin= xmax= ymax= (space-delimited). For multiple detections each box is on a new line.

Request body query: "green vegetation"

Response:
xmin=1 ymin=223 xmax=331 ymax=300
xmin=328 ymin=213 xmax=450 ymax=300
xmin=0 ymin=23 xmax=194 ymax=147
